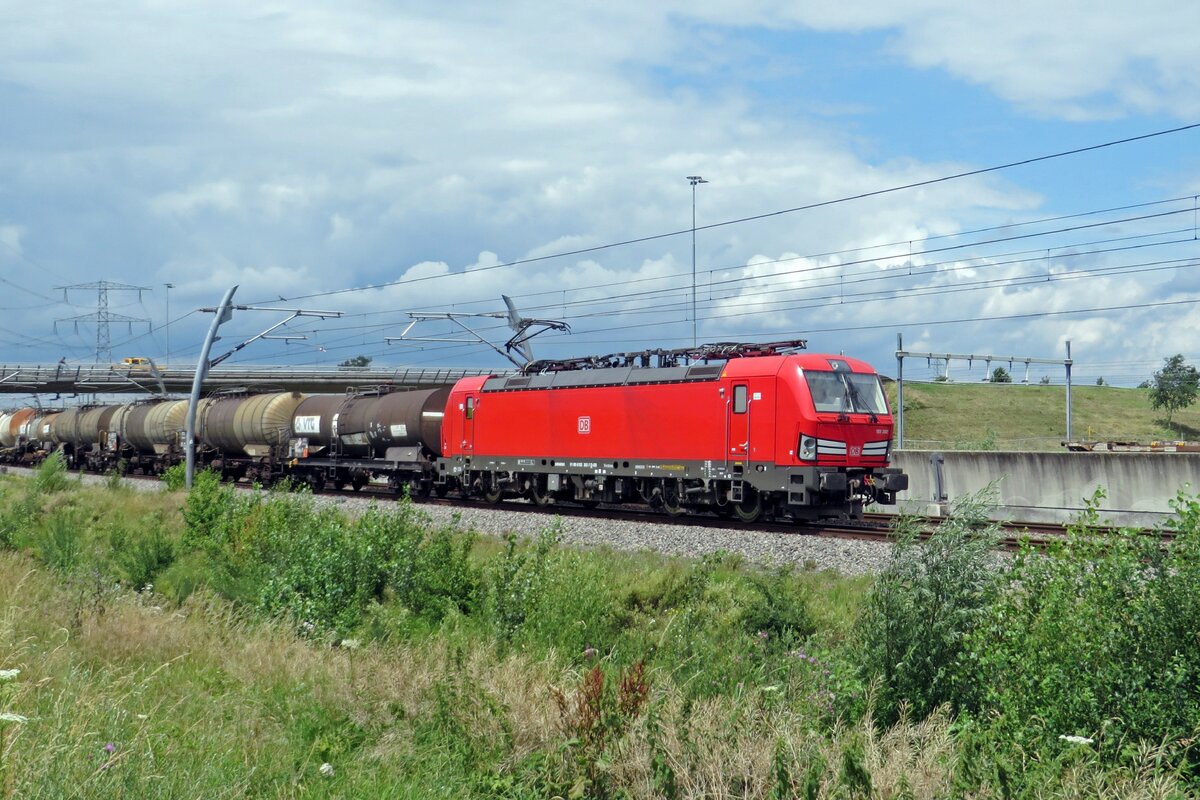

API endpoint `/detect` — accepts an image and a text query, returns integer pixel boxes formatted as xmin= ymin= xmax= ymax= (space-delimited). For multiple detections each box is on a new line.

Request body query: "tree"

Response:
xmin=338 ymin=355 xmax=372 ymax=367
xmin=1096 ymin=377 xmax=1106 ymax=386
xmin=1149 ymin=354 xmax=1200 ymax=427
xmin=990 ymin=366 xmax=1012 ymax=383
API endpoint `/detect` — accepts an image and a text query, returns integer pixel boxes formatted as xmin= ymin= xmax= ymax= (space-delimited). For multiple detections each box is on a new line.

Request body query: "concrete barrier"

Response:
xmin=888 ymin=450 xmax=1200 ymax=527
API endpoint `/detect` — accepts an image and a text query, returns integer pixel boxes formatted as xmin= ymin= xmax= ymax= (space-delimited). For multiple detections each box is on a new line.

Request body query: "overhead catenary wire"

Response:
xmin=90 ymin=193 xmax=1200 ymax=360
xmin=247 ymin=123 xmax=1200 ymax=306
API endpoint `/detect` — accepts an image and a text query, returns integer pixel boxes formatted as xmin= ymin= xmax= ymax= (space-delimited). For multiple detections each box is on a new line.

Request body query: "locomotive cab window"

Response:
xmin=733 ymin=385 xmax=748 ymax=414
xmin=465 ymin=397 xmax=475 ymax=420
xmin=805 ymin=370 xmax=887 ymax=415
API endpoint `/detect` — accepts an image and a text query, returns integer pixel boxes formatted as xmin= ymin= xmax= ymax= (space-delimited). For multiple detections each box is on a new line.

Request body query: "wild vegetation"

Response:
xmin=1 ymin=462 xmax=1198 ymax=797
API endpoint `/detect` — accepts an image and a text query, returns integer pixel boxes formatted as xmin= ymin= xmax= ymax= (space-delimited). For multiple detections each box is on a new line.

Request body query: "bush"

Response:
xmin=34 ymin=507 xmax=84 ymax=574
xmin=32 ymin=451 xmax=70 ymax=494
xmin=384 ymin=512 xmax=479 ymax=622
xmin=485 ymin=529 xmax=558 ymax=641
xmin=856 ymin=495 xmax=1003 ymax=723
xmin=963 ymin=489 xmax=1200 ymax=772
xmin=161 ymin=463 xmax=187 ymax=492
xmin=741 ymin=567 xmax=816 ymax=645
xmin=110 ymin=515 xmax=176 ymax=590
xmin=180 ymin=469 xmax=238 ymax=554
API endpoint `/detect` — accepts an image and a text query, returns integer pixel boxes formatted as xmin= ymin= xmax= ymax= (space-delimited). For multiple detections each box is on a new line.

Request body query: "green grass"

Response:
xmin=893 ymin=381 xmax=1200 ymax=450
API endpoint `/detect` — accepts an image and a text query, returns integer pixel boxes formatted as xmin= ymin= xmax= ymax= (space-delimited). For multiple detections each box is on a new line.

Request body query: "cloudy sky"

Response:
xmin=2 ymin=1 xmax=1199 ymax=386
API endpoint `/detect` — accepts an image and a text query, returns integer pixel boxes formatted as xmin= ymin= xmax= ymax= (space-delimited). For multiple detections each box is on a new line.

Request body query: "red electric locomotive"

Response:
xmin=438 ymin=341 xmax=906 ymax=520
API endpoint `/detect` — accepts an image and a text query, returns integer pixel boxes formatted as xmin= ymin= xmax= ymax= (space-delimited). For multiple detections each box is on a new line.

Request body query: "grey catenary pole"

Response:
xmin=185 ymin=285 xmax=238 ymax=489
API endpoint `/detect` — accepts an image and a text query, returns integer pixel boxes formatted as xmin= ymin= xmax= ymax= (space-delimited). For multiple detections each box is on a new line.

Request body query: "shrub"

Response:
xmin=181 ymin=469 xmax=238 ymax=554
xmin=963 ymin=489 xmax=1200 ymax=773
xmin=34 ymin=507 xmax=84 ymax=574
xmin=110 ymin=516 xmax=176 ymax=590
xmin=485 ymin=528 xmax=558 ymax=641
xmin=161 ymin=463 xmax=187 ymax=491
xmin=384 ymin=513 xmax=479 ymax=622
xmin=522 ymin=548 xmax=621 ymax=658
xmin=32 ymin=451 xmax=70 ymax=494
xmin=856 ymin=494 xmax=1003 ymax=723
xmin=741 ymin=567 xmax=816 ymax=645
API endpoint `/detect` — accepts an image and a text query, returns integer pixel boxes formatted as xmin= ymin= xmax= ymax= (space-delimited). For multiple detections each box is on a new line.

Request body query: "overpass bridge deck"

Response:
xmin=0 ymin=363 xmax=503 ymax=396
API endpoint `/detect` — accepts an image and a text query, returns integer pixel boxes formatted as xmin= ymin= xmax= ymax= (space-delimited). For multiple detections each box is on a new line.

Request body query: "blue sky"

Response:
xmin=2 ymin=1 xmax=1200 ymax=388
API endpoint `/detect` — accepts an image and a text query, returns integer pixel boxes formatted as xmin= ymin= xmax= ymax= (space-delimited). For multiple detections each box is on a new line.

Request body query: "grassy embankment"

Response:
xmin=894 ymin=381 xmax=1200 ymax=450
xmin=1 ymin=456 xmax=1199 ymax=798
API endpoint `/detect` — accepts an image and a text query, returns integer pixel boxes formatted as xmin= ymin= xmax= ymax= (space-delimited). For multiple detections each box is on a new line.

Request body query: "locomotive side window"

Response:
xmin=465 ymin=397 xmax=475 ymax=420
xmin=733 ymin=385 xmax=748 ymax=414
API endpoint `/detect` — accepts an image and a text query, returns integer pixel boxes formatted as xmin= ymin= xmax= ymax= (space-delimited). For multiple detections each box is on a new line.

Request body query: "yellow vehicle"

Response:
xmin=120 ymin=356 xmax=151 ymax=368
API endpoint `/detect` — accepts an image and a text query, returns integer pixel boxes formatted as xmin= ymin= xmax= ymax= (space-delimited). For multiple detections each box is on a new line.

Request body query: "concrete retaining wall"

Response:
xmin=889 ymin=450 xmax=1200 ymax=526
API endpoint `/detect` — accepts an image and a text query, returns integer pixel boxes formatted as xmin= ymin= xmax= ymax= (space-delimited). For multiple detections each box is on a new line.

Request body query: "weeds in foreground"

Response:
xmin=31 ymin=451 xmax=70 ymax=495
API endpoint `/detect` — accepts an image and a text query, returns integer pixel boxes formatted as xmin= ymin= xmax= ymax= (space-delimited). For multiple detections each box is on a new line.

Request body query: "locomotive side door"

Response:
xmin=727 ymin=382 xmax=750 ymax=460
xmin=462 ymin=394 xmax=476 ymax=453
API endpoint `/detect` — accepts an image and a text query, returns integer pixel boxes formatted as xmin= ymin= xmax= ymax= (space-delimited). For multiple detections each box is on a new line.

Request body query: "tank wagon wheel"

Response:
xmin=408 ymin=478 xmax=432 ymax=500
xmin=732 ymin=487 xmax=763 ymax=524
xmin=351 ymin=472 xmax=368 ymax=492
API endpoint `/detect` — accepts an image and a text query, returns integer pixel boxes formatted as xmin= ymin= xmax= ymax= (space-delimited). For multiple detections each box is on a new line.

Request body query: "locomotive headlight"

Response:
xmin=799 ymin=436 xmax=817 ymax=461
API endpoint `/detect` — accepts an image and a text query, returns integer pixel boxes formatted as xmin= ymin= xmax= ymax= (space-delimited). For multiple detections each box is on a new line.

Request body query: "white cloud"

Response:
xmin=0 ymin=224 xmax=24 ymax=255
xmin=152 ymin=181 xmax=242 ymax=217
xmin=328 ymin=213 xmax=354 ymax=241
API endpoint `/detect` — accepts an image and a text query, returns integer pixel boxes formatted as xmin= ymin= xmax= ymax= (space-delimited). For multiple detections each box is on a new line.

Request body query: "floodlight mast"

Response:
xmin=184 ymin=287 xmax=343 ymax=488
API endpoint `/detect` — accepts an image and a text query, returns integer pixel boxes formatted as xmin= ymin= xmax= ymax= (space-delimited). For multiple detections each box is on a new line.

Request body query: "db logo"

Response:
xmin=850 ymin=446 xmax=862 ymax=457
xmin=578 ymin=416 xmax=591 ymax=434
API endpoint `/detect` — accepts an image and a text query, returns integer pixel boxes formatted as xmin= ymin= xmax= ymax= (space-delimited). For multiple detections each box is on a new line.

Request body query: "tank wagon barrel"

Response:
xmin=200 ymin=391 xmax=305 ymax=456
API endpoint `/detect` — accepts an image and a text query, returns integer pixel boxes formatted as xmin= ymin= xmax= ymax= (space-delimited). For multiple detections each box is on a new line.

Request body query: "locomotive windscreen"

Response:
xmin=804 ymin=370 xmax=887 ymax=415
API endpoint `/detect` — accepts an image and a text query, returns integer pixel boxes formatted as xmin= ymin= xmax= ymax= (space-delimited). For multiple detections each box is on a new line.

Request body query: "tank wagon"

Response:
xmin=285 ymin=386 xmax=451 ymax=494
xmin=1 ymin=341 xmax=907 ymax=522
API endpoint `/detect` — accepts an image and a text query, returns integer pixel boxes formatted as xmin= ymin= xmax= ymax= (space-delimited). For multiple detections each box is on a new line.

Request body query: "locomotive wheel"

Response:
xmin=529 ymin=482 xmax=554 ymax=507
xmin=435 ymin=484 xmax=449 ymax=498
xmin=482 ymin=474 xmax=504 ymax=504
xmin=732 ymin=488 xmax=763 ymax=523
xmin=661 ymin=481 xmax=685 ymax=517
